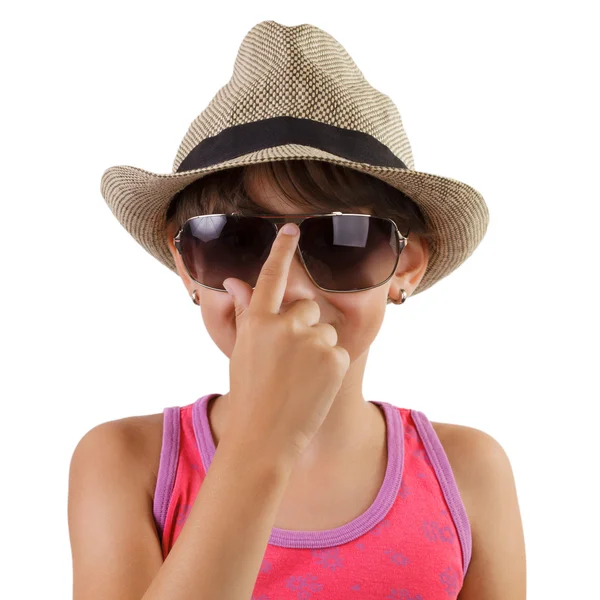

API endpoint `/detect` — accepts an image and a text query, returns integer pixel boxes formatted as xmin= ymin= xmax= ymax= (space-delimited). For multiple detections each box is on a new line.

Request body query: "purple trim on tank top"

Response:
xmin=410 ymin=409 xmax=473 ymax=578
xmin=152 ymin=406 xmax=181 ymax=539
xmin=191 ymin=393 xmax=403 ymax=548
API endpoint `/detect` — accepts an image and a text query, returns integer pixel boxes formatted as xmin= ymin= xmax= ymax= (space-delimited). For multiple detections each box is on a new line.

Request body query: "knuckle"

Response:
xmin=259 ymin=263 xmax=280 ymax=280
xmin=318 ymin=347 xmax=344 ymax=372
xmin=328 ymin=345 xmax=349 ymax=368
xmin=284 ymin=314 xmax=310 ymax=340
xmin=306 ymin=298 xmax=321 ymax=313
xmin=315 ymin=324 xmax=337 ymax=347
xmin=244 ymin=309 xmax=267 ymax=329
xmin=327 ymin=344 xmax=344 ymax=362
xmin=312 ymin=336 xmax=336 ymax=357
xmin=297 ymin=298 xmax=321 ymax=317
xmin=286 ymin=315 xmax=305 ymax=337
xmin=323 ymin=323 xmax=338 ymax=339
xmin=337 ymin=347 xmax=351 ymax=368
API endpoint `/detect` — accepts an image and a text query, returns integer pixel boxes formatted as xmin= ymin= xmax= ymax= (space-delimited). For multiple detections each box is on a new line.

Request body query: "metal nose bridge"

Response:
xmin=232 ymin=211 xmax=343 ymax=284
xmin=230 ymin=212 xmax=345 ymax=293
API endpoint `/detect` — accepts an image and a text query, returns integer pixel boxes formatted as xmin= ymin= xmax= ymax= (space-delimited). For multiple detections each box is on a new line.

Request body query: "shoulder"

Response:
xmin=68 ymin=415 xmax=166 ymax=597
xmin=429 ymin=420 xmax=511 ymax=489
xmin=72 ymin=412 xmax=165 ymax=500
xmin=429 ymin=420 xmax=516 ymax=523
xmin=429 ymin=421 xmax=527 ymax=599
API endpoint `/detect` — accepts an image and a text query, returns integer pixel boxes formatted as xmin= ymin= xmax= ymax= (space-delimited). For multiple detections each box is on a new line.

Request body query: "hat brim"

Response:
xmin=100 ymin=143 xmax=489 ymax=296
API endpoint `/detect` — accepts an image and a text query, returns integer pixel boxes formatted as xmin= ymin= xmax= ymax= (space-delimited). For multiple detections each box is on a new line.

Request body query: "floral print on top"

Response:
xmin=152 ymin=394 xmax=472 ymax=599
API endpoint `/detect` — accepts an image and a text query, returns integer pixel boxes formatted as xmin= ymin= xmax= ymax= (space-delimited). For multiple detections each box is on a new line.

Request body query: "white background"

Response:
xmin=1 ymin=1 xmax=598 ymax=597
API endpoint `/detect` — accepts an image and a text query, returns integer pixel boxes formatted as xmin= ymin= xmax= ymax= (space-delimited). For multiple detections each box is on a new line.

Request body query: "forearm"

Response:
xmin=142 ymin=436 xmax=295 ymax=600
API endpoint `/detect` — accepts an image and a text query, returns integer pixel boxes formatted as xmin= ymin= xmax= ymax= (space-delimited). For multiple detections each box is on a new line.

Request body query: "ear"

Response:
xmin=165 ymin=219 xmax=179 ymax=257
xmin=165 ymin=220 xmax=197 ymax=298
xmin=388 ymin=233 xmax=430 ymax=299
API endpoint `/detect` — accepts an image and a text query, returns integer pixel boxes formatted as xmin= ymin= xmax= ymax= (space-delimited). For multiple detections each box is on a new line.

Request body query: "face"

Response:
xmin=166 ymin=171 xmax=430 ymax=364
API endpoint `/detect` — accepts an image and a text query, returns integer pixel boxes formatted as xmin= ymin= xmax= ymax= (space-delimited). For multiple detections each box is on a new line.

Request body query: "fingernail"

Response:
xmin=280 ymin=223 xmax=298 ymax=236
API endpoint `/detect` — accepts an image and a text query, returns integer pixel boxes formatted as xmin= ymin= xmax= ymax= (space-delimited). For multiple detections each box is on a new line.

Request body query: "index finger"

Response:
xmin=249 ymin=223 xmax=300 ymax=315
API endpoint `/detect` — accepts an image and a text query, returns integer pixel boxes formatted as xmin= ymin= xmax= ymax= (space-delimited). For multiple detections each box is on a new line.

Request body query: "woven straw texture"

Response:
xmin=100 ymin=20 xmax=489 ymax=297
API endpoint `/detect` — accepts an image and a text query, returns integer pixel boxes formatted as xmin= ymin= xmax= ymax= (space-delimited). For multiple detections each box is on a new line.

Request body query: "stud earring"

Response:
xmin=387 ymin=289 xmax=408 ymax=305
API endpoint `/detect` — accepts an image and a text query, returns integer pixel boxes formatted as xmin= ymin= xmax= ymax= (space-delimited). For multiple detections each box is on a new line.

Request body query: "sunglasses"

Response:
xmin=173 ymin=211 xmax=409 ymax=294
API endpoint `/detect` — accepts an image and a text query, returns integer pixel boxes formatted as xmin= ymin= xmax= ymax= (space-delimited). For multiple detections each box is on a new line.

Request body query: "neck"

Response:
xmin=209 ymin=348 xmax=382 ymax=468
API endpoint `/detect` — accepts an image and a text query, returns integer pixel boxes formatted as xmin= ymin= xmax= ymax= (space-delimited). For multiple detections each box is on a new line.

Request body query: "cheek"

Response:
xmin=329 ymin=291 xmax=386 ymax=359
xmin=201 ymin=290 xmax=386 ymax=362
xmin=200 ymin=296 xmax=238 ymax=358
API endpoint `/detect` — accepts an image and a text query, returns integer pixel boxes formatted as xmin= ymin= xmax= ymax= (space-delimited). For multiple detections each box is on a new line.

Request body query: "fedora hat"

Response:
xmin=100 ymin=20 xmax=489 ymax=297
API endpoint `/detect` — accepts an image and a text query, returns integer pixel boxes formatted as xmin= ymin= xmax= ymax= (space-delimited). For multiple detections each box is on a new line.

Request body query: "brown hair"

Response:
xmin=165 ymin=159 xmax=436 ymax=247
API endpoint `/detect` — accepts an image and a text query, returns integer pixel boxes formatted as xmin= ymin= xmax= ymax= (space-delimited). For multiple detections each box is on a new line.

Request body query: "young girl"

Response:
xmin=68 ymin=20 xmax=526 ymax=600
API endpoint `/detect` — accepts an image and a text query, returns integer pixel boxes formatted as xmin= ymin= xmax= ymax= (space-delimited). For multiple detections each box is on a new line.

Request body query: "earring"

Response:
xmin=191 ymin=290 xmax=200 ymax=305
xmin=387 ymin=289 xmax=408 ymax=305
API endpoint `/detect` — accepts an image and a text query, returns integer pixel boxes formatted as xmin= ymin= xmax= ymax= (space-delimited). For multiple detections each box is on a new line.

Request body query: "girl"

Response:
xmin=68 ymin=20 xmax=526 ymax=600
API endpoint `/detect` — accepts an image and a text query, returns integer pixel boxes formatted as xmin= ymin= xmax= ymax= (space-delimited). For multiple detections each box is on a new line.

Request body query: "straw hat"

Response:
xmin=100 ymin=20 xmax=489 ymax=297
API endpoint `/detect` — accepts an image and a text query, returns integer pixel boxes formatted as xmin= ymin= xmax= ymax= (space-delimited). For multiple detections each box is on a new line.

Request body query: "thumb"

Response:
xmin=222 ymin=278 xmax=252 ymax=320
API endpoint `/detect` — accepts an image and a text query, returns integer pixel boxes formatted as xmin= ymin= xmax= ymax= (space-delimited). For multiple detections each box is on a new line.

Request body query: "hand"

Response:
xmin=219 ymin=222 xmax=351 ymax=463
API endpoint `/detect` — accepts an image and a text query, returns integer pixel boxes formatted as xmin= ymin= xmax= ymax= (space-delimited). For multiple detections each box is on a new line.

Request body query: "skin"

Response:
xmin=149 ymin=170 xmax=526 ymax=597
xmin=165 ymin=169 xmax=430 ymax=473
xmin=68 ymin=174 xmax=525 ymax=599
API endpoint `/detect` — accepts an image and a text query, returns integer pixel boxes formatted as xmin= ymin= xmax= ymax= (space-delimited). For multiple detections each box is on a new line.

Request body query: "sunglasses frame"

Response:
xmin=173 ymin=211 xmax=410 ymax=294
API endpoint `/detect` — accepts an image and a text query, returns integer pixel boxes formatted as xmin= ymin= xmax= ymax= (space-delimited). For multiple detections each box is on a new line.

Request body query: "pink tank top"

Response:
xmin=153 ymin=394 xmax=472 ymax=599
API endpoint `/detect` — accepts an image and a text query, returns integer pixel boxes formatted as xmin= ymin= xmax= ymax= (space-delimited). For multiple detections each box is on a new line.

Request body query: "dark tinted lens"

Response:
xmin=298 ymin=215 xmax=399 ymax=291
xmin=180 ymin=215 xmax=276 ymax=289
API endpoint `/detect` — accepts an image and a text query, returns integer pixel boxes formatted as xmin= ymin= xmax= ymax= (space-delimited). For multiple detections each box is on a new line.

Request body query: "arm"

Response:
xmin=455 ymin=427 xmax=527 ymax=600
xmin=68 ymin=419 xmax=296 ymax=600
xmin=143 ymin=430 xmax=295 ymax=600
xmin=68 ymin=421 xmax=164 ymax=600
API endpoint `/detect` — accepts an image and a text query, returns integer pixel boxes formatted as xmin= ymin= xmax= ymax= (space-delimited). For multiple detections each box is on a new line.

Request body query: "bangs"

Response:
xmin=166 ymin=159 xmax=434 ymax=243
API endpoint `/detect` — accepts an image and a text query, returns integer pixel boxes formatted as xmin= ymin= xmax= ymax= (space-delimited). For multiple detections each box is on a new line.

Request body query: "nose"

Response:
xmin=278 ymin=248 xmax=322 ymax=307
